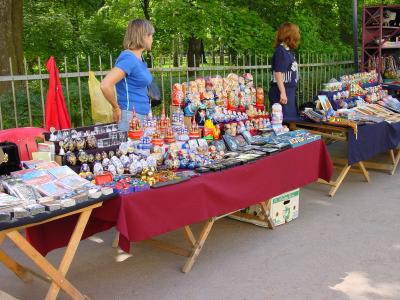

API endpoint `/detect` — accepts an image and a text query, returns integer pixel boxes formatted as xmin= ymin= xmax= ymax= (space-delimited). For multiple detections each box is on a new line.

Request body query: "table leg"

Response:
xmin=6 ymin=230 xmax=85 ymax=300
xmin=182 ymin=218 xmax=216 ymax=273
xmin=260 ymin=201 xmax=275 ymax=230
xmin=183 ymin=226 xmax=196 ymax=247
xmin=358 ymin=162 xmax=370 ymax=182
xmin=44 ymin=209 xmax=93 ymax=300
xmin=329 ymin=164 xmax=351 ymax=197
xmin=0 ymin=232 xmax=32 ymax=283
xmin=390 ymin=149 xmax=400 ymax=175
xmin=112 ymin=233 xmax=119 ymax=249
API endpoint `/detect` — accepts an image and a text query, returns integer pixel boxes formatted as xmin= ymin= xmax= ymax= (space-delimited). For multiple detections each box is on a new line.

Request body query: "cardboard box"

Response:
xmin=268 ymin=189 xmax=299 ymax=226
xmin=227 ymin=189 xmax=299 ymax=228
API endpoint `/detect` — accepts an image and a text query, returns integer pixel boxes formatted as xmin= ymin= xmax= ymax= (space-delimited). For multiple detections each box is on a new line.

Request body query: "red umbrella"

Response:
xmin=44 ymin=56 xmax=71 ymax=131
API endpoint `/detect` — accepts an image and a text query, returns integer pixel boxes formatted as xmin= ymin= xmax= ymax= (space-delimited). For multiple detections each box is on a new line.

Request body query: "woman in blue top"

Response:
xmin=268 ymin=23 xmax=300 ymax=121
xmin=101 ymin=19 xmax=154 ymax=131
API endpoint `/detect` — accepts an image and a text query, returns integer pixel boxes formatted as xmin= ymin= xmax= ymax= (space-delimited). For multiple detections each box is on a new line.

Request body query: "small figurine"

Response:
xmin=189 ymin=119 xmax=201 ymax=139
xmin=77 ymin=150 xmax=89 ymax=163
xmin=49 ymin=127 xmax=57 ymax=142
xmin=172 ymin=83 xmax=184 ymax=106
xmin=164 ymin=127 xmax=176 ymax=144
xmin=255 ymin=87 xmax=265 ymax=110
xmin=128 ymin=110 xmax=144 ymax=140
xmin=194 ymin=104 xmax=207 ymax=126
xmin=271 ymin=103 xmax=283 ymax=125
xmin=64 ymin=151 xmax=77 ymax=166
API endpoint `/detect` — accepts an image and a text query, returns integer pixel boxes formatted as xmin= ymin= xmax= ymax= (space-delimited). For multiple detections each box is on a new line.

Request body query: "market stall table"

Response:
xmin=0 ymin=194 xmax=115 ymax=300
xmin=289 ymin=121 xmax=400 ymax=197
xmin=26 ymin=140 xmax=332 ymax=273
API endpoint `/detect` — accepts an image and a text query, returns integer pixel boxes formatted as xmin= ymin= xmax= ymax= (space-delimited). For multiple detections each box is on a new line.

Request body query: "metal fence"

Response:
xmin=0 ymin=53 xmax=354 ymax=130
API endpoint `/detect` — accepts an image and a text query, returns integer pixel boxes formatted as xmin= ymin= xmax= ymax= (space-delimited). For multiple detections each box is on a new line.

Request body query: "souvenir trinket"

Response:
xmin=102 ymin=158 xmax=110 ymax=168
xmin=164 ymin=127 xmax=176 ymax=144
xmin=63 ymin=138 xmax=75 ymax=152
xmin=129 ymin=160 xmax=142 ymax=175
xmin=77 ymin=150 xmax=89 ymax=163
xmin=189 ymin=119 xmax=201 ymax=139
xmin=95 ymin=153 xmax=102 ymax=162
xmin=86 ymin=135 xmax=97 ymax=149
xmin=58 ymin=141 xmax=65 ymax=156
xmin=128 ymin=110 xmax=144 ymax=140
xmin=101 ymin=151 xmax=108 ymax=160
xmin=256 ymin=87 xmax=265 ymax=110
xmin=93 ymin=162 xmax=104 ymax=175
xmin=49 ymin=127 xmax=57 ymax=142
xmin=75 ymin=137 xmax=86 ymax=150
xmin=107 ymin=164 xmax=117 ymax=175
xmin=271 ymin=103 xmax=283 ymax=125
xmin=64 ymin=151 xmax=77 ymax=166
xmin=172 ymin=83 xmax=185 ymax=106
xmin=88 ymin=154 xmax=95 ymax=163
xmin=79 ymin=163 xmax=93 ymax=179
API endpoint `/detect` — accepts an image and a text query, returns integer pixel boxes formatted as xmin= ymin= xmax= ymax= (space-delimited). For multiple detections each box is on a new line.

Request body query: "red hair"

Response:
xmin=274 ymin=23 xmax=300 ymax=49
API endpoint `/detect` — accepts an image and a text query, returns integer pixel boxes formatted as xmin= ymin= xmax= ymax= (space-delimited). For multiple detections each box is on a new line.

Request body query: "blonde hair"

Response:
xmin=123 ymin=19 xmax=155 ymax=50
xmin=273 ymin=23 xmax=300 ymax=49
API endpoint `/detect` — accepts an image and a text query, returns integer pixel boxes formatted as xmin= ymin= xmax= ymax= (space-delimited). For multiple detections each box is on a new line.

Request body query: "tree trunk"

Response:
xmin=187 ymin=36 xmax=202 ymax=68
xmin=219 ymin=43 xmax=224 ymax=65
xmin=173 ymin=37 xmax=179 ymax=67
xmin=0 ymin=0 xmax=23 ymax=76
xmin=141 ymin=0 xmax=151 ymax=21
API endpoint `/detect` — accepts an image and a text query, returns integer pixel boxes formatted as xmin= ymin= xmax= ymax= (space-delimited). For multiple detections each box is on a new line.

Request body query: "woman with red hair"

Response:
xmin=268 ymin=23 xmax=300 ymax=120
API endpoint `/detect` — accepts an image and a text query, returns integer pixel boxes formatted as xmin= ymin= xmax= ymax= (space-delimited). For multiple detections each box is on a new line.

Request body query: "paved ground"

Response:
xmin=0 ymin=153 xmax=399 ymax=300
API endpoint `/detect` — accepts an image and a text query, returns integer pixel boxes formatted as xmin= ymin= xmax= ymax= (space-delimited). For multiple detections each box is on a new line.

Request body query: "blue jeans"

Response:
xmin=118 ymin=110 xmax=147 ymax=132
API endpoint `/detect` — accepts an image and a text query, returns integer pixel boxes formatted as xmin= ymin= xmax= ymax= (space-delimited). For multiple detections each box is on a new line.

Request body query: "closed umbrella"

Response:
xmin=44 ymin=56 xmax=71 ymax=131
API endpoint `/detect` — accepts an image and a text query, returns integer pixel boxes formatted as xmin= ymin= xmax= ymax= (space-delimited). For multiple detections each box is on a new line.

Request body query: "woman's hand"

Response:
xmin=100 ymin=67 xmax=126 ymax=122
xmin=112 ymin=107 xmax=121 ymax=122
xmin=274 ymin=72 xmax=288 ymax=105
xmin=280 ymin=92 xmax=288 ymax=105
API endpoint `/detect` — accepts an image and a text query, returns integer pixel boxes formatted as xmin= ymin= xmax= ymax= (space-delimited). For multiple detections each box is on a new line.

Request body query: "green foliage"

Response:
xmin=23 ymin=0 xmax=381 ymax=61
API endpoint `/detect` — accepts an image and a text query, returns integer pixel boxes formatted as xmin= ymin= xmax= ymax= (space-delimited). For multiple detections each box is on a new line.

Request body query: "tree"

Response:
xmin=0 ymin=0 xmax=23 ymax=76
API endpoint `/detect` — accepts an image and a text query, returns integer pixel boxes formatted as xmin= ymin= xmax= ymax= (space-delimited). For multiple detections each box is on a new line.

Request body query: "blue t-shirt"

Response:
xmin=271 ymin=44 xmax=299 ymax=88
xmin=115 ymin=50 xmax=153 ymax=115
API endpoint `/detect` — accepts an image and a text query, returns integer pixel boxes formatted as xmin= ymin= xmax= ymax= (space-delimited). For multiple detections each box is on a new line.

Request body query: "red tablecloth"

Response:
xmin=26 ymin=140 xmax=332 ymax=256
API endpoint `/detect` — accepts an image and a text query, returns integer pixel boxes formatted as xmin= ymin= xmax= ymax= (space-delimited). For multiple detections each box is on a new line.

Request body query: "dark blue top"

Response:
xmin=271 ymin=44 xmax=299 ymax=88
xmin=114 ymin=50 xmax=153 ymax=115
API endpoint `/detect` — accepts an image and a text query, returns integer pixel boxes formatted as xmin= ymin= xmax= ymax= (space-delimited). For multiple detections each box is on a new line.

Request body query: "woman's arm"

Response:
xmin=100 ymin=67 xmax=126 ymax=122
xmin=274 ymin=72 xmax=288 ymax=105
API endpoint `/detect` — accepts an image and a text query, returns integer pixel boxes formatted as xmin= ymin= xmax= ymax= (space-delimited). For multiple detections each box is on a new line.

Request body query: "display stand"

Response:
xmin=112 ymin=200 xmax=274 ymax=273
xmin=0 ymin=202 xmax=102 ymax=300
xmin=289 ymin=122 xmax=371 ymax=197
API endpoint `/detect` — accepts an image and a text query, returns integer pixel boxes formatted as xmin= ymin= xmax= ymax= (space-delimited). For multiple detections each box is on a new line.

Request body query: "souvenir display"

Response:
xmin=1 ymin=70 xmax=339 ymax=229
xmin=300 ymin=70 xmax=400 ymax=132
xmin=0 ymin=163 xmax=108 ymax=224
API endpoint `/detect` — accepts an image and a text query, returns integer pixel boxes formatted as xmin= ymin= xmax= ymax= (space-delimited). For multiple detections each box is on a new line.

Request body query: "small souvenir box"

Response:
xmin=44 ymin=202 xmax=61 ymax=212
xmin=0 ymin=211 xmax=11 ymax=221
xmin=24 ymin=203 xmax=45 ymax=215
xmin=13 ymin=207 xmax=29 ymax=218
xmin=59 ymin=198 xmax=76 ymax=208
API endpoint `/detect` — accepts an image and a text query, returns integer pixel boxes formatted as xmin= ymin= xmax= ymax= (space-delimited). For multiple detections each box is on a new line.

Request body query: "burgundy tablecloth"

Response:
xmin=26 ymin=140 xmax=332 ymax=256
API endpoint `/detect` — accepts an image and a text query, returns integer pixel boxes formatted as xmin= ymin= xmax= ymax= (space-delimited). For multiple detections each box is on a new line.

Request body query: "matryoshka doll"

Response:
xmin=256 ymin=87 xmax=265 ymax=111
xmin=271 ymin=103 xmax=283 ymax=125
xmin=196 ymin=77 xmax=206 ymax=99
xmin=172 ymin=83 xmax=184 ymax=106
